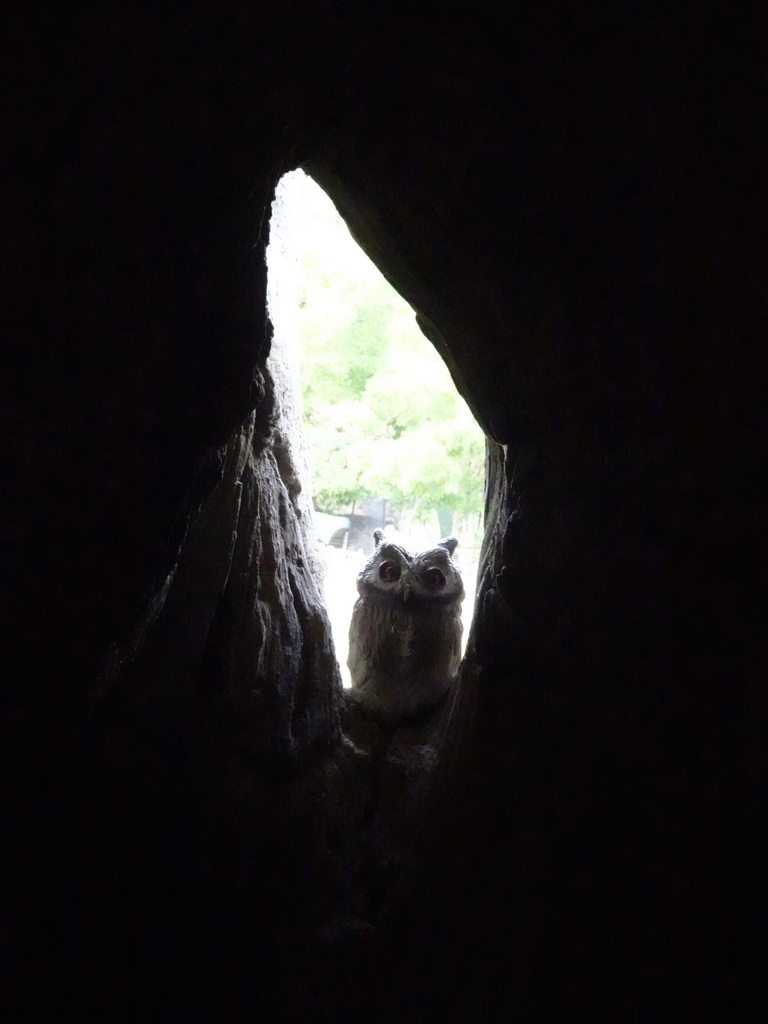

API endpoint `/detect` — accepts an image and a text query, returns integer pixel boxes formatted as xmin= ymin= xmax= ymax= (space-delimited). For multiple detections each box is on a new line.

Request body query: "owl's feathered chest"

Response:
xmin=350 ymin=589 xmax=461 ymax=677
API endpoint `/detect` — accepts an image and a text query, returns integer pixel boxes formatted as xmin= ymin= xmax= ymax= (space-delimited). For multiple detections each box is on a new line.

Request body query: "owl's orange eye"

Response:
xmin=378 ymin=559 xmax=400 ymax=582
xmin=423 ymin=567 xmax=446 ymax=589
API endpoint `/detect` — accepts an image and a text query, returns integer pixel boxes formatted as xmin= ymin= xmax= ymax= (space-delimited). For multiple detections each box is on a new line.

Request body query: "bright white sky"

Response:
xmin=279 ymin=169 xmax=398 ymax=293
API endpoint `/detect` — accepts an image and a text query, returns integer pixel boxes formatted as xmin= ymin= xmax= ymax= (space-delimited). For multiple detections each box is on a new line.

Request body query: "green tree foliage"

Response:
xmin=293 ymin=173 xmax=485 ymax=524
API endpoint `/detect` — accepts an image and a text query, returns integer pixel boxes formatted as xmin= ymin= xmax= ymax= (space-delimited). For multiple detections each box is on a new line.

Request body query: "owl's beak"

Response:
xmin=402 ymin=584 xmax=411 ymax=603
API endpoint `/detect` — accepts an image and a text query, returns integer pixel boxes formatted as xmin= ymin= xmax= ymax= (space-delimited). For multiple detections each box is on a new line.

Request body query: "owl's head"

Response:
xmin=356 ymin=530 xmax=465 ymax=608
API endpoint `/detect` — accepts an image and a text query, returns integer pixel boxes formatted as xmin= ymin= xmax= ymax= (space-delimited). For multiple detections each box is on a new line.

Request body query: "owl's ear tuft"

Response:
xmin=373 ymin=529 xmax=386 ymax=546
xmin=438 ymin=537 xmax=459 ymax=556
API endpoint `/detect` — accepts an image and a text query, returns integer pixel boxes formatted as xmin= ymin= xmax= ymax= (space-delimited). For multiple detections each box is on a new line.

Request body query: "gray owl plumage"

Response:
xmin=347 ymin=530 xmax=465 ymax=721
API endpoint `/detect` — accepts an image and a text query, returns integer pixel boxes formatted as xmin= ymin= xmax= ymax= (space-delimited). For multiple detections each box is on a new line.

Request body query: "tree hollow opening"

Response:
xmin=267 ymin=170 xmax=485 ymax=688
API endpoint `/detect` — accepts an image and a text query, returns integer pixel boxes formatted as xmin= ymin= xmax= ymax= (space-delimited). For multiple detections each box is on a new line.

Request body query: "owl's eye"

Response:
xmin=423 ymin=567 xmax=446 ymax=589
xmin=378 ymin=559 xmax=401 ymax=582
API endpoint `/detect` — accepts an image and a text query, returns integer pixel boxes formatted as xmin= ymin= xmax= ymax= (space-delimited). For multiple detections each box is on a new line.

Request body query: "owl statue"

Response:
xmin=347 ymin=530 xmax=465 ymax=722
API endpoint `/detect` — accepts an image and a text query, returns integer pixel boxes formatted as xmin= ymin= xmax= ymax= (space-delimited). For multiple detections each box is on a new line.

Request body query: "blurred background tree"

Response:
xmin=291 ymin=171 xmax=485 ymax=538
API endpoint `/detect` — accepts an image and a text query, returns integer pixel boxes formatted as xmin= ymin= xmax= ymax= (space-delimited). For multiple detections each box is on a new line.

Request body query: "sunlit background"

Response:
xmin=270 ymin=170 xmax=485 ymax=684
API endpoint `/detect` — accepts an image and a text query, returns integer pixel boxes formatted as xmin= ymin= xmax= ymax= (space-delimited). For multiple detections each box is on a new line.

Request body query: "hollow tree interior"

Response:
xmin=3 ymin=6 xmax=766 ymax=1020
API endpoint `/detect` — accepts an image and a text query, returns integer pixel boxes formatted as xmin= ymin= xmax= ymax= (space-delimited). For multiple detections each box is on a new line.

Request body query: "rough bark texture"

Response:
xmin=2 ymin=4 xmax=767 ymax=1021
